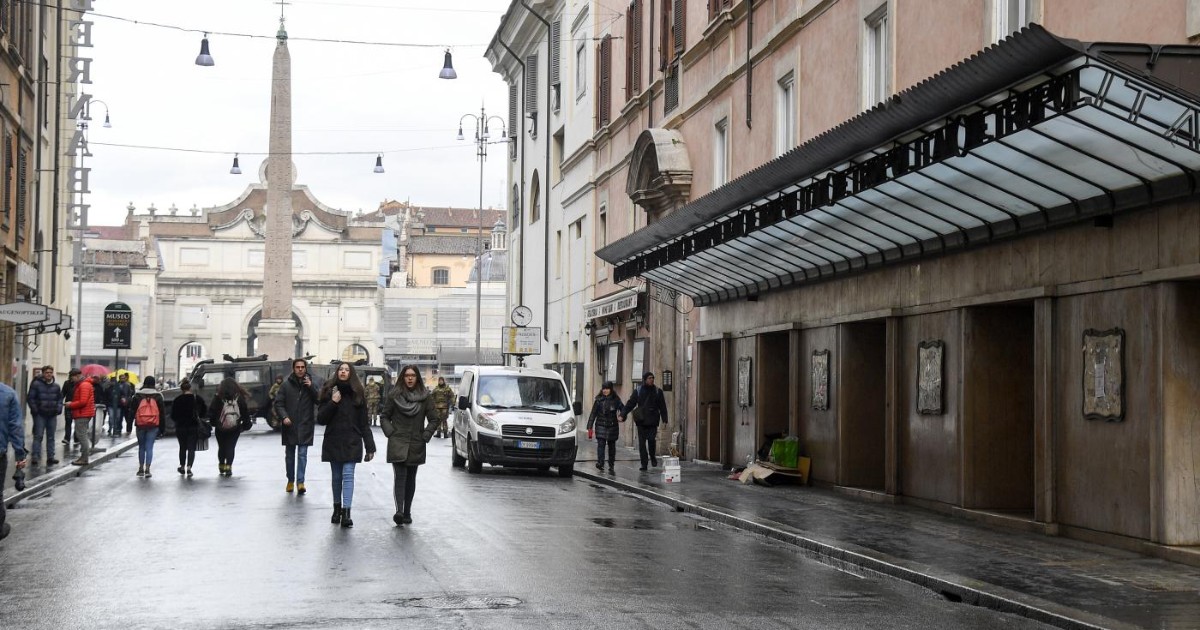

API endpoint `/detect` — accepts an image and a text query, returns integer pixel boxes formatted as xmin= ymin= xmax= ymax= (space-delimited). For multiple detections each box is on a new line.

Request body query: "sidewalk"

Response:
xmin=3 ymin=414 xmax=136 ymax=502
xmin=575 ymin=444 xmax=1200 ymax=630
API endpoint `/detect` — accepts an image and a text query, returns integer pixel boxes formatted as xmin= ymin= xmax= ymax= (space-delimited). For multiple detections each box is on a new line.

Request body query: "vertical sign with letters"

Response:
xmin=103 ymin=301 xmax=132 ymax=350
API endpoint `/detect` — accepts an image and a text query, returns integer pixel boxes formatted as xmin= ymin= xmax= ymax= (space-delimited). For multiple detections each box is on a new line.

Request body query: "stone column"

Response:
xmin=257 ymin=22 xmax=299 ymax=361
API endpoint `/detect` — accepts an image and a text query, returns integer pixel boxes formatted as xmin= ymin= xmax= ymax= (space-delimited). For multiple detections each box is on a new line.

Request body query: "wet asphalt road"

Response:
xmin=0 ymin=427 xmax=1055 ymax=629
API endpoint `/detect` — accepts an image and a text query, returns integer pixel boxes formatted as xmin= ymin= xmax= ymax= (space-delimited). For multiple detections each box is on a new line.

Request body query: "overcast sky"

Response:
xmin=84 ymin=0 xmax=510 ymax=226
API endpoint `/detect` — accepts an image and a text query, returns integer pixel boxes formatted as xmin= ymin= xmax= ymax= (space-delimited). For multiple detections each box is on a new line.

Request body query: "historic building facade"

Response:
xmin=494 ymin=0 xmax=1200 ymax=554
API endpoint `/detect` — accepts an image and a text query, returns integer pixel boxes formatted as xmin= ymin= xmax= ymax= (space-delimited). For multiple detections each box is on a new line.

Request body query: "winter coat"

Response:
xmin=171 ymin=393 xmax=207 ymax=434
xmin=0 ymin=382 xmax=26 ymax=461
xmin=129 ymin=387 xmax=166 ymax=429
xmin=113 ymin=381 xmax=135 ymax=412
xmin=380 ymin=386 xmax=438 ymax=465
xmin=65 ymin=378 xmax=96 ymax=419
xmin=587 ymin=392 xmax=623 ymax=441
xmin=208 ymin=394 xmax=251 ymax=434
xmin=61 ymin=379 xmax=76 ymax=420
xmin=364 ymin=381 xmax=381 ymax=415
xmin=317 ymin=385 xmax=376 ymax=463
xmin=273 ymin=373 xmax=318 ymax=446
xmin=623 ymin=384 xmax=668 ymax=428
xmin=27 ymin=376 xmax=63 ymax=417
xmin=430 ymin=384 xmax=454 ymax=420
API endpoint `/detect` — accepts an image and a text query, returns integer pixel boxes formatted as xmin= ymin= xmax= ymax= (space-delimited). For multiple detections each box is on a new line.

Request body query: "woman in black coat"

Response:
xmin=171 ymin=379 xmax=207 ymax=477
xmin=317 ymin=362 xmax=376 ymax=528
xmin=208 ymin=378 xmax=250 ymax=477
xmin=587 ymin=381 xmax=623 ymax=473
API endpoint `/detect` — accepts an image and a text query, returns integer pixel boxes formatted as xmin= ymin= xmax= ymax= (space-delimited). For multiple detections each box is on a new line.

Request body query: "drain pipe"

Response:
xmin=494 ymin=39 xmax=527 ymax=320
xmin=519 ymin=0 xmax=551 ymax=344
xmin=648 ymin=0 xmax=655 ymax=128
xmin=746 ymin=0 xmax=754 ymax=129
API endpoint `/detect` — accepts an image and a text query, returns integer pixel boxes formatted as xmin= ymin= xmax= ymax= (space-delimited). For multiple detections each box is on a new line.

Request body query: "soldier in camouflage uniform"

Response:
xmin=365 ymin=378 xmax=382 ymax=427
xmin=430 ymin=377 xmax=454 ymax=438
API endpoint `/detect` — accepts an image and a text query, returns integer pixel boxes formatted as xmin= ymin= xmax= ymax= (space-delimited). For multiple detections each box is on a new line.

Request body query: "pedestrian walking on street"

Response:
xmin=26 ymin=365 xmax=63 ymax=467
xmin=587 ymin=381 xmax=623 ymax=473
xmin=209 ymin=378 xmax=250 ymax=477
xmin=60 ymin=368 xmax=78 ymax=449
xmin=64 ymin=373 xmax=96 ymax=466
xmin=430 ymin=376 xmax=454 ymax=438
xmin=0 ymin=380 xmax=27 ymax=541
xmin=130 ymin=376 xmax=166 ymax=478
xmin=622 ymin=372 xmax=669 ymax=471
xmin=171 ymin=379 xmax=207 ymax=477
xmin=112 ymin=373 xmax=135 ymax=437
xmin=267 ymin=375 xmax=283 ymax=429
xmin=364 ymin=377 xmax=381 ymax=427
xmin=317 ymin=362 xmax=376 ymax=528
xmin=273 ymin=358 xmax=318 ymax=494
xmin=380 ymin=364 xmax=438 ymax=527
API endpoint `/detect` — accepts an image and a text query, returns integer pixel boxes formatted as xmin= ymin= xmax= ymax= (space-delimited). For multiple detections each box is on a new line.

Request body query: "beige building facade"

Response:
xmin=496 ymin=0 xmax=1200 ymax=555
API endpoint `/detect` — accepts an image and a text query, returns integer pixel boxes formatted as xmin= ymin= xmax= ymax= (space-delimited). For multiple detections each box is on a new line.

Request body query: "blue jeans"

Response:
xmin=109 ymin=406 xmax=123 ymax=435
xmin=285 ymin=445 xmax=308 ymax=483
xmin=330 ymin=462 xmax=356 ymax=508
xmin=136 ymin=427 xmax=159 ymax=466
xmin=32 ymin=414 xmax=57 ymax=461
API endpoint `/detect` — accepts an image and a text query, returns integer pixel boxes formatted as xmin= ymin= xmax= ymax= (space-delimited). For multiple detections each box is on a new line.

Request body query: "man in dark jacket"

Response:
xmin=273 ymin=358 xmax=318 ymax=494
xmin=26 ymin=365 xmax=62 ymax=466
xmin=112 ymin=373 xmax=135 ymax=436
xmin=622 ymin=371 xmax=669 ymax=471
xmin=60 ymin=368 xmax=78 ymax=447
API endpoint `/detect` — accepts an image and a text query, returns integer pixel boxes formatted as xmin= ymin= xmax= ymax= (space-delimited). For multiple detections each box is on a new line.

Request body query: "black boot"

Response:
xmin=340 ymin=508 xmax=353 ymax=528
xmin=331 ymin=504 xmax=342 ymax=524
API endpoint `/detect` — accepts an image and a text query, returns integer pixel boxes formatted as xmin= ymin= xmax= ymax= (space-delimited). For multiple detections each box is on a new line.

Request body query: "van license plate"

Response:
xmin=516 ymin=440 xmax=540 ymax=449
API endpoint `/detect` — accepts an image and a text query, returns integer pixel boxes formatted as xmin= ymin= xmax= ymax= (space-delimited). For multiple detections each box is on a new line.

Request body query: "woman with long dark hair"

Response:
xmin=208 ymin=377 xmax=250 ymax=477
xmin=171 ymin=379 xmax=207 ymax=477
xmin=380 ymin=365 xmax=438 ymax=526
xmin=317 ymin=362 xmax=376 ymax=528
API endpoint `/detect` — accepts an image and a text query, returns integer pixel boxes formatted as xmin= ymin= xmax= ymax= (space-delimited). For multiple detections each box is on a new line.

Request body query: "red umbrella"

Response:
xmin=80 ymin=364 xmax=110 ymax=379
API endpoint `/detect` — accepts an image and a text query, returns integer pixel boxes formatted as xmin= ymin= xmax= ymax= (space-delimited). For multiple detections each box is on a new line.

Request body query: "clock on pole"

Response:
xmin=511 ymin=305 xmax=533 ymax=327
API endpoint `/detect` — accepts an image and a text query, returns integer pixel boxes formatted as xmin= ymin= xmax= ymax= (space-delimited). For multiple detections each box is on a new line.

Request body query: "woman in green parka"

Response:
xmin=380 ymin=364 xmax=439 ymax=527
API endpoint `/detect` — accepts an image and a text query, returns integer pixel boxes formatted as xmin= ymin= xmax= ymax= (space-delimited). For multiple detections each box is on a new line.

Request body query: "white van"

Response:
xmin=449 ymin=366 xmax=582 ymax=477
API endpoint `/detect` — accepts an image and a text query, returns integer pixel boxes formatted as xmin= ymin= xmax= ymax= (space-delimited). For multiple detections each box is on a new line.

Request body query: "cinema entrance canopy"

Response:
xmin=597 ymin=26 xmax=1200 ymax=306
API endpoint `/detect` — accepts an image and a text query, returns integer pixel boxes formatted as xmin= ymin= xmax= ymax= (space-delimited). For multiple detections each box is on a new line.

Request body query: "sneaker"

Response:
xmin=286 ymin=481 xmax=294 ymax=493
xmin=137 ymin=466 xmax=145 ymax=477
xmin=608 ymin=464 xmax=615 ymax=473
xmin=46 ymin=458 xmax=59 ymax=466
xmin=595 ymin=462 xmax=604 ymax=470
xmin=178 ymin=466 xmax=185 ymax=475
xmin=297 ymin=483 xmax=306 ymax=495
xmin=71 ymin=458 xmax=88 ymax=466
xmin=401 ymin=513 xmax=412 ymax=524
xmin=186 ymin=468 xmax=193 ymax=478
xmin=144 ymin=469 xmax=152 ymax=478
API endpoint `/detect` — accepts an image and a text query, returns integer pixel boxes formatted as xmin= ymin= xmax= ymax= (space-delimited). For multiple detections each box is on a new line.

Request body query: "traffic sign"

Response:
xmin=0 ymin=301 xmax=48 ymax=324
xmin=501 ymin=326 xmax=541 ymax=356
xmin=103 ymin=302 xmax=132 ymax=349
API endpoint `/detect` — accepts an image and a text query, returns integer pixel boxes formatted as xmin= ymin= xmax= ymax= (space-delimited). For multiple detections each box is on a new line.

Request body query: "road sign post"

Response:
xmin=103 ymin=302 xmax=132 ymax=351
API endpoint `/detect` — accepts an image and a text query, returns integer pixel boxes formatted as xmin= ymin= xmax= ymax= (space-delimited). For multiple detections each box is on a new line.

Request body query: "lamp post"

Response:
xmin=457 ymin=106 xmax=506 ymax=368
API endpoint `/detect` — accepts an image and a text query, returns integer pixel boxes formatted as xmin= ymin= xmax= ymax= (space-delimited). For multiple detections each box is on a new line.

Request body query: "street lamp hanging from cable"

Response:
xmin=439 ymin=48 xmax=457 ymax=79
xmin=230 ymin=154 xmax=242 ymax=175
xmin=195 ymin=33 xmax=215 ymax=66
xmin=373 ymin=154 xmax=385 ymax=174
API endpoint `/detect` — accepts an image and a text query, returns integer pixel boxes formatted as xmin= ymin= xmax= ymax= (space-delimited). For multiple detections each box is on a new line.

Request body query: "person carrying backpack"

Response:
xmin=209 ymin=377 xmax=250 ymax=477
xmin=130 ymin=376 xmax=166 ymax=478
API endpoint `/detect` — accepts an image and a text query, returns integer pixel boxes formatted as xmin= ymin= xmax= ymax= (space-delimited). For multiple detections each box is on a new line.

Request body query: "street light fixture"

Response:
xmin=195 ymin=33 xmax=215 ymax=67
xmin=439 ymin=49 xmax=457 ymax=79
xmin=457 ymin=105 xmax=506 ymax=368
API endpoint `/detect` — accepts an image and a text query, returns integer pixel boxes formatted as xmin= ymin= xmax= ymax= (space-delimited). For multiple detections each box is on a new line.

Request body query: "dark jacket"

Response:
xmin=380 ymin=387 xmax=438 ymax=465
xmin=317 ymin=385 xmax=376 ymax=463
xmin=113 ymin=381 xmax=135 ymax=412
xmin=623 ymin=384 xmax=668 ymax=428
xmin=129 ymin=387 xmax=166 ymax=429
xmin=273 ymin=373 xmax=318 ymax=446
xmin=170 ymin=393 xmax=207 ymax=433
xmin=27 ymin=376 xmax=63 ymax=417
xmin=209 ymin=394 xmax=251 ymax=434
xmin=587 ymin=392 xmax=623 ymax=441
xmin=61 ymin=378 xmax=76 ymax=420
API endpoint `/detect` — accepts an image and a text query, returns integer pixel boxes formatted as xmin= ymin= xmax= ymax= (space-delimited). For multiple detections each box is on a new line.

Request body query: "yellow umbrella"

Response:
xmin=109 ymin=368 xmax=140 ymax=386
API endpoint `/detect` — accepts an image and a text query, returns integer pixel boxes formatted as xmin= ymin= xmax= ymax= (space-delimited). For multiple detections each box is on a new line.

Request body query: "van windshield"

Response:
xmin=477 ymin=375 xmax=569 ymax=412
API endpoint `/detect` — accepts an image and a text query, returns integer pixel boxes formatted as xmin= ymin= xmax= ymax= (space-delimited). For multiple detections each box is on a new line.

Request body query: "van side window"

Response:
xmin=457 ymin=373 xmax=474 ymax=399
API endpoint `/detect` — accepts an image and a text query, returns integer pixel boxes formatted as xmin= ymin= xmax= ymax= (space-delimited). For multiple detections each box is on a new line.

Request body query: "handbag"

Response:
xmin=195 ymin=436 xmax=210 ymax=452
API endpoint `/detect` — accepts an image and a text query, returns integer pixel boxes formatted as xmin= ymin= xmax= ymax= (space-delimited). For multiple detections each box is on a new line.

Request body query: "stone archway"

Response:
xmin=625 ymin=128 xmax=693 ymax=221
xmin=246 ymin=310 xmax=304 ymax=359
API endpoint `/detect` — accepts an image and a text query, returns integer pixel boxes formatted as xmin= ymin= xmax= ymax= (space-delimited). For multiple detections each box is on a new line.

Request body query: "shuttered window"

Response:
xmin=550 ymin=20 xmax=562 ymax=87
xmin=525 ymin=53 xmax=539 ymax=114
xmin=508 ymin=81 xmax=518 ymax=159
xmin=673 ymin=0 xmax=686 ymax=54
xmin=597 ymin=35 xmax=612 ymax=128
xmin=16 ymin=148 xmax=26 ymax=243
xmin=2 ymin=134 xmax=10 ymax=231
xmin=626 ymin=0 xmax=642 ymax=98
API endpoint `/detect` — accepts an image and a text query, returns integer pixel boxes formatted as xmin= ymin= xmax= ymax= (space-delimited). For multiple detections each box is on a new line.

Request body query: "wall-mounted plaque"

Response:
xmin=1083 ymin=328 xmax=1124 ymax=422
xmin=737 ymin=356 xmax=753 ymax=408
xmin=917 ymin=340 xmax=944 ymax=415
xmin=811 ymin=350 xmax=830 ymax=411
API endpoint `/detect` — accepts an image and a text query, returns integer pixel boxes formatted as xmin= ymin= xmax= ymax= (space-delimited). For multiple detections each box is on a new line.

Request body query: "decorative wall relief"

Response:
xmin=1082 ymin=328 xmax=1124 ymax=421
xmin=737 ymin=356 xmax=753 ymax=408
xmin=811 ymin=350 xmax=830 ymax=411
xmin=917 ymin=340 xmax=944 ymax=415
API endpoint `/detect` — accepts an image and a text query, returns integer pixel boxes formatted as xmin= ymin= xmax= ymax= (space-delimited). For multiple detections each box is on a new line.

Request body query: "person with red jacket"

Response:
xmin=64 ymin=373 xmax=97 ymax=466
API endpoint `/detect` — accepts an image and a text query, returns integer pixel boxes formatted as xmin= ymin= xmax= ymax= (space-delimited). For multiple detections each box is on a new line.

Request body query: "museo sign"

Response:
xmin=103 ymin=301 xmax=132 ymax=350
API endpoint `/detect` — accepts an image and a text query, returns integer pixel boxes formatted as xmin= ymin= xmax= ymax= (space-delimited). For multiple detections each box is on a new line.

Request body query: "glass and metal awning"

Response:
xmin=596 ymin=26 xmax=1200 ymax=306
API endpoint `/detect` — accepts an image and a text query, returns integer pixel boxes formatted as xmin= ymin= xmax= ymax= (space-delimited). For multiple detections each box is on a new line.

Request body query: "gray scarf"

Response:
xmin=393 ymin=387 xmax=429 ymax=416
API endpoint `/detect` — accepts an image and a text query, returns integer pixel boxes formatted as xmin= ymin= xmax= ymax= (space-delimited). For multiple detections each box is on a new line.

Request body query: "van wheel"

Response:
xmin=450 ymin=433 xmax=466 ymax=468
xmin=466 ymin=439 xmax=482 ymax=474
xmin=557 ymin=463 xmax=573 ymax=478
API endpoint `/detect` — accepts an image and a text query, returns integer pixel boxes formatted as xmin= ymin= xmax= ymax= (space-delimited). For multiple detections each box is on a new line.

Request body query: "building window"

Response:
xmin=525 ymin=53 xmax=539 ymax=138
xmin=597 ymin=35 xmax=612 ymax=128
xmin=573 ymin=219 xmax=583 ymax=240
xmin=508 ymin=82 xmax=519 ymax=160
xmin=530 ymin=171 xmax=541 ymax=223
xmin=576 ymin=43 xmax=587 ymax=100
xmin=511 ymin=184 xmax=520 ymax=227
xmin=432 ymin=267 xmax=450 ymax=285
xmin=862 ymin=5 xmax=890 ymax=111
xmin=993 ymin=0 xmax=1033 ymax=41
xmin=776 ymin=72 xmax=796 ymax=157
xmin=552 ymin=129 xmax=565 ymax=183
xmin=714 ymin=118 xmax=729 ymax=188
xmin=626 ymin=0 xmax=642 ymax=99
xmin=550 ymin=19 xmax=562 ymax=111
xmin=555 ymin=230 xmax=563 ymax=278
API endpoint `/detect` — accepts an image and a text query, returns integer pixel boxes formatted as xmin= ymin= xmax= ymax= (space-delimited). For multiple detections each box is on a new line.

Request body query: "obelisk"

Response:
xmin=256 ymin=16 xmax=300 ymax=361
